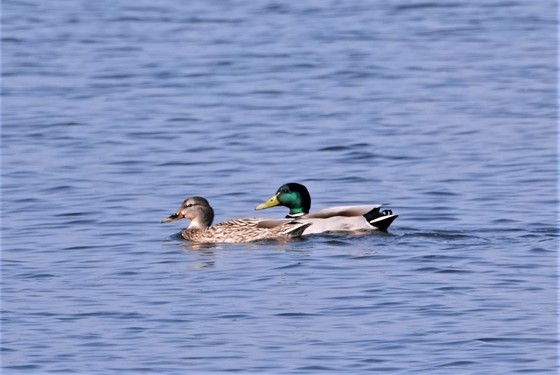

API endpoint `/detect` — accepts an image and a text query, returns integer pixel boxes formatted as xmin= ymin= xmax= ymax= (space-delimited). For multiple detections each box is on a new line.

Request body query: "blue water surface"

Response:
xmin=2 ymin=0 xmax=558 ymax=373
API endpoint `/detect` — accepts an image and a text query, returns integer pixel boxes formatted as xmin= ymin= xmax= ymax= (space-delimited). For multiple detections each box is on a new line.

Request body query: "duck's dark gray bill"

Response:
xmin=161 ymin=212 xmax=180 ymax=223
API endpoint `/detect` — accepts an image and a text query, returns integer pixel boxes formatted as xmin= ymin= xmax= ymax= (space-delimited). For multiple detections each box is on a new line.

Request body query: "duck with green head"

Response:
xmin=255 ymin=183 xmax=397 ymax=234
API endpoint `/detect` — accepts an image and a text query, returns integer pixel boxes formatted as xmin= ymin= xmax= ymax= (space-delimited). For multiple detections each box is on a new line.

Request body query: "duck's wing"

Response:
xmin=194 ymin=218 xmax=310 ymax=242
xmin=215 ymin=217 xmax=295 ymax=229
xmin=305 ymin=205 xmax=398 ymax=232
xmin=282 ymin=222 xmax=312 ymax=237
xmin=183 ymin=218 xmax=264 ymax=243
xmin=305 ymin=205 xmax=383 ymax=219
xmin=256 ymin=218 xmax=293 ymax=229
xmin=215 ymin=218 xmax=263 ymax=228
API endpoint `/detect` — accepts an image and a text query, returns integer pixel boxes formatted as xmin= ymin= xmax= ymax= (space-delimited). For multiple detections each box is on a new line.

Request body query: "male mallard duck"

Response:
xmin=255 ymin=183 xmax=397 ymax=234
xmin=162 ymin=196 xmax=311 ymax=243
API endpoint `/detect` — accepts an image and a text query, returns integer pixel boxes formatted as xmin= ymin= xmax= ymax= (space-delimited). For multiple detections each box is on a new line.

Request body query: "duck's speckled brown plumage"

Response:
xmin=162 ymin=196 xmax=310 ymax=244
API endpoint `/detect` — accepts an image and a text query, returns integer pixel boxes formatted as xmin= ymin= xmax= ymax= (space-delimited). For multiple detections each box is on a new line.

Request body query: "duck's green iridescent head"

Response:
xmin=255 ymin=182 xmax=311 ymax=217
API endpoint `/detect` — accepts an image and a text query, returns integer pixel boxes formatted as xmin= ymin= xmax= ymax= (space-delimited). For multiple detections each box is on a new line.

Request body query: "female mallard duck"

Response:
xmin=162 ymin=196 xmax=311 ymax=243
xmin=255 ymin=183 xmax=397 ymax=234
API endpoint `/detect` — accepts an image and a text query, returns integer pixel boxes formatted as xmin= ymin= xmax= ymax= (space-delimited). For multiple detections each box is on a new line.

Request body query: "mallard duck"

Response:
xmin=255 ymin=182 xmax=398 ymax=234
xmin=162 ymin=196 xmax=311 ymax=243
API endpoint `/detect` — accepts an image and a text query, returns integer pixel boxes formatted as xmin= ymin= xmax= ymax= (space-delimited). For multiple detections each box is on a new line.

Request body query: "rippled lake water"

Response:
xmin=2 ymin=0 xmax=558 ymax=373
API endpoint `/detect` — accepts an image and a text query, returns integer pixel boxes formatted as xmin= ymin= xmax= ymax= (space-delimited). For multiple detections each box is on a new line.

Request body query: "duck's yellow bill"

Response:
xmin=255 ymin=194 xmax=280 ymax=210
